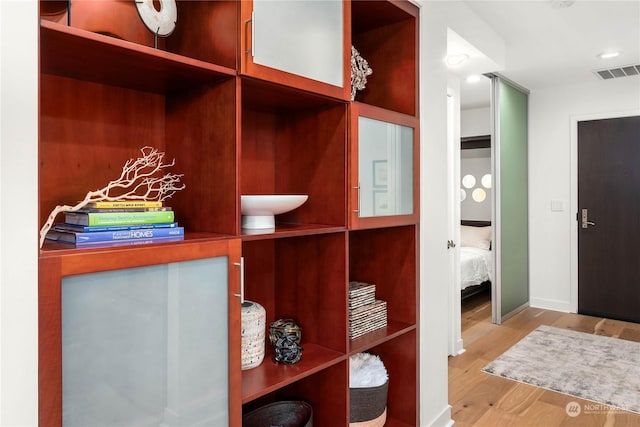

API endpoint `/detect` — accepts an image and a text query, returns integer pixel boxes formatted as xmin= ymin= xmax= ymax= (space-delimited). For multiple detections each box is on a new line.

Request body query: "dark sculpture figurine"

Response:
xmin=273 ymin=334 xmax=303 ymax=364
xmin=269 ymin=318 xmax=303 ymax=364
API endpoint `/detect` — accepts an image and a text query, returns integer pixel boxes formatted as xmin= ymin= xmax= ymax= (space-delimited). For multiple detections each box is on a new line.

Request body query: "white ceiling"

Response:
xmin=451 ymin=0 xmax=640 ymax=110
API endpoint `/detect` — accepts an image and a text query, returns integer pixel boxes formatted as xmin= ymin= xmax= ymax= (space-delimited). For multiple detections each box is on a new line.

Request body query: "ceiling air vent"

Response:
xmin=594 ymin=64 xmax=640 ymax=80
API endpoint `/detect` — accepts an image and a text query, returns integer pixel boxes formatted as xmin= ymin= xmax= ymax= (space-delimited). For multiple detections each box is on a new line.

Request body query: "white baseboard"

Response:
xmin=450 ymin=338 xmax=465 ymax=356
xmin=529 ymin=297 xmax=573 ymax=313
xmin=423 ymin=404 xmax=453 ymax=427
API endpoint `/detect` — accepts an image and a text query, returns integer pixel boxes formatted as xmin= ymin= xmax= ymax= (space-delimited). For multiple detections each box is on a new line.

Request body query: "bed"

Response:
xmin=460 ymin=221 xmax=493 ymax=299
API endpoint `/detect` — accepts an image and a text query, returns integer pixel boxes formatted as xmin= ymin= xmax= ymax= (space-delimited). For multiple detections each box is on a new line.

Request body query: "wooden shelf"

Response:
xmin=349 ymin=321 xmax=416 ymax=355
xmin=241 ymin=343 xmax=345 ymax=403
xmin=40 ymin=231 xmax=233 ymax=255
xmin=41 ymin=20 xmax=235 ymax=94
xmin=241 ymin=223 xmax=346 ymax=241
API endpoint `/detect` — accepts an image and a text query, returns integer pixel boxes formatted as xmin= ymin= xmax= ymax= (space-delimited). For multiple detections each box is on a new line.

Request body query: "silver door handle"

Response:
xmin=581 ymin=209 xmax=596 ymax=228
xmin=233 ymin=257 xmax=245 ymax=304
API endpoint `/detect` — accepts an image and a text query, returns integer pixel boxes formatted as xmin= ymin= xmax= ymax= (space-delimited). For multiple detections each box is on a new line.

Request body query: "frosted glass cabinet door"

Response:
xmin=252 ymin=0 xmax=343 ymax=87
xmin=358 ymin=116 xmax=414 ymax=218
xmin=62 ymin=257 xmax=229 ymax=427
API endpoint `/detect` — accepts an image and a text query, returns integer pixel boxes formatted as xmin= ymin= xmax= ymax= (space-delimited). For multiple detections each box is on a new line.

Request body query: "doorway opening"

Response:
xmin=459 ymin=82 xmax=494 ymax=337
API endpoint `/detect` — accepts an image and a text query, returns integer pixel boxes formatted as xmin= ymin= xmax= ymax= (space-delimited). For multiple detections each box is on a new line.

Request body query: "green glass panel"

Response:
xmin=497 ymin=80 xmax=529 ymax=317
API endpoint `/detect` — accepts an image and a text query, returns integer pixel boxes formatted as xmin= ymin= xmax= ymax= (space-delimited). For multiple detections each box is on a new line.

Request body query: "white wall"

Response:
xmin=529 ymin=76 xmax=640 ymax=312
xmin=461 ymin=107 xmax=490 ymax=137
xmin=0 ymin=0 xmax=39 ymax=425
xmin=418 ymin=2 xmax=454 ymax=426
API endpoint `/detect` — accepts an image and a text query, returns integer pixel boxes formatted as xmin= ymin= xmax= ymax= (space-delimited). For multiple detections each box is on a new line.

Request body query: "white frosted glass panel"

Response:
xmin=253 ymin=0 xmax=343 ymax=87
xmin=62 ymin=257 xmax=229 ymax=427
xmin=358 ymin=117 xmax=414 ymax=217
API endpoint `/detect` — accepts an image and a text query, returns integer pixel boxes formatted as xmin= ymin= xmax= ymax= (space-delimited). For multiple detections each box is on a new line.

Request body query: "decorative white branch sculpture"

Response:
xmin=39 ymin=146 xmax=185 ymax=248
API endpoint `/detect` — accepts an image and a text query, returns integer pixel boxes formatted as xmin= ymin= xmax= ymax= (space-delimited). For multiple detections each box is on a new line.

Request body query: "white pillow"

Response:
xmin=461 ymin=225 xmax=492 ymax=250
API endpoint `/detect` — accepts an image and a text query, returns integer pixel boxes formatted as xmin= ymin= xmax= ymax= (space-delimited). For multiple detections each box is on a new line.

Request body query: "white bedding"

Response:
xmin=460 ymin=246 xmax=493 ymax=290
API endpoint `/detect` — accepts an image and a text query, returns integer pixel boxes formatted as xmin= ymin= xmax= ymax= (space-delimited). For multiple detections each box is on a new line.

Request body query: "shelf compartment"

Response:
xmin=363 ymin=330 xmax=418 ymax=426
xmin=39 ymin=74 xmax=237 ymax=236
xmin=41 ymin=20 xmax=235 ymax=95
xmin=241 ymin=233 xmax=348 ymax=353
xmin=349 ymin=225 xmax=418 ymax=327
xmin=41 ymin=1 xmax=236 ymax=70
xmin=165 ymin=78 xmax=238 ymax=236
xmin=241 ymin=344 xmax=345 ymax=404
xmin=241 ymin=233 xmax=348 ymax=404
xmin=240 ymin=78 xmax=348 ymax=231
xmin=243 ymin=361 xmax=349 ymax=426
xmin=351 ymin=0 xmax=418 ymax=116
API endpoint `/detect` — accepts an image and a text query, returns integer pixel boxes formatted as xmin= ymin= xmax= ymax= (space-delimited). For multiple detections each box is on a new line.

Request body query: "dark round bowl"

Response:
xmin=243 ymin=400 xmax=312 ymax=427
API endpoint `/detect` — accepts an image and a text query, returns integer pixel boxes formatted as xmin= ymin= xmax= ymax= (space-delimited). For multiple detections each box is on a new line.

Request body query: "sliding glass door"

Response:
xmin=491 ymin=75 xmax=529 ymax=324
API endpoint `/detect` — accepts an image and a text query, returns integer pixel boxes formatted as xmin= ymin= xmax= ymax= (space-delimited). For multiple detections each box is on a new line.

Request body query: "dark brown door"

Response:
xmin=578 ymin=116 xmax=640 ymax=323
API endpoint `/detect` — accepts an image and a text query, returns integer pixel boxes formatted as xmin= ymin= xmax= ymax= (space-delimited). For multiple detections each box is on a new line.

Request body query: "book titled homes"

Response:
xmin=45 ymin=201 xmax=184 ymax=247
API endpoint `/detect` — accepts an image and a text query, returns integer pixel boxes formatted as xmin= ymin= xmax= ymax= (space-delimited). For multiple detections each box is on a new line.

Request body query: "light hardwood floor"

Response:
xmin=449 ymin=290 xmax=640 ymax=427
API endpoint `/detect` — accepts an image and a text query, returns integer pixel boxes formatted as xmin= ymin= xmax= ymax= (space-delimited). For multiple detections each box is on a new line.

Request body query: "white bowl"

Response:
xmin=241 ymin=195 xmax=308 ymax=229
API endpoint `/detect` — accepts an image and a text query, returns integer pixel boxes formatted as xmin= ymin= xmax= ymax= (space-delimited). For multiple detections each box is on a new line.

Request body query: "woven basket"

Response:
xmin=349 ymin=408 xmax=387 ymax=427
xmin=243 ymin=400 xmax=313 ymax=427
xmin=241 ymin=301 xmax=266 ymax=370
xmin=349 ymin=380 xmax=388 ymax=423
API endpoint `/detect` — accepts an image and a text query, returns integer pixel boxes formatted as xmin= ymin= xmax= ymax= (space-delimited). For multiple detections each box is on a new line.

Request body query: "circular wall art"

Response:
xmin=135 ymin=0 xmax=178 ymax=37
xmin=472 ymin=188 xmax=487 ymax=203
xmin=462 ymin=174 xmax=476 ymax=189
xmin=481 ymin=173 xmax=492 ymax=189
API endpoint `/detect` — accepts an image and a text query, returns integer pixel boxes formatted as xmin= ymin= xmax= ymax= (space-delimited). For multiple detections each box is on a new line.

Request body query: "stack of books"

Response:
xmin=45 ymin=200 xmax=184 ymax=247
xmin=348 ymin=281 xmax=388 ymax=340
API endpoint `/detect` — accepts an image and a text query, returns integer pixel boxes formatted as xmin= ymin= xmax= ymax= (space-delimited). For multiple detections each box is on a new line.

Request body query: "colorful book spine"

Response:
xmin=46 ymin=227 xmax=184 ymax=244
xmin=53 ymin=222 xmax=179 ymax=233
xmin=75 ymin=236 xmax=184 ymax=248
xmin=75 ymin=207 xmax=172 ymax=213
xmin=84 ymin=200 xmax=163 ymax=208
xmin=64 ymin=210 xmax=175 ymax=226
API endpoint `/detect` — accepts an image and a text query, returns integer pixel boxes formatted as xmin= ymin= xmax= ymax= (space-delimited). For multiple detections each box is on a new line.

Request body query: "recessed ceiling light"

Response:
xmin=446 ymin=54 xmax=469 ymax=67
xmin=598 ymin=51 xmax=621 ymax=59
xmin=466 ymin=75 xmax=481 ymax=83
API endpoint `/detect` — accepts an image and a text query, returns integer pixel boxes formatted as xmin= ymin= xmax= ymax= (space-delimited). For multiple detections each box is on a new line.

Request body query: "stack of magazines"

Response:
xmin=45 ymin=200 xmax=184 ymax=247
xmin=348 ymin=281 xmax=388 ymax=340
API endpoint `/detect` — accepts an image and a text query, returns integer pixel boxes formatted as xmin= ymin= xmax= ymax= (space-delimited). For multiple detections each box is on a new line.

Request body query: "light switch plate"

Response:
xmin=551 ymin=200 xmax=564 ymax=212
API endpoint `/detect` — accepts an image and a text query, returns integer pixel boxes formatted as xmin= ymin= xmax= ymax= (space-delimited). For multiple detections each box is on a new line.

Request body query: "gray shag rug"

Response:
xmin=482 ymin=325 xmax=640 ymax=414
